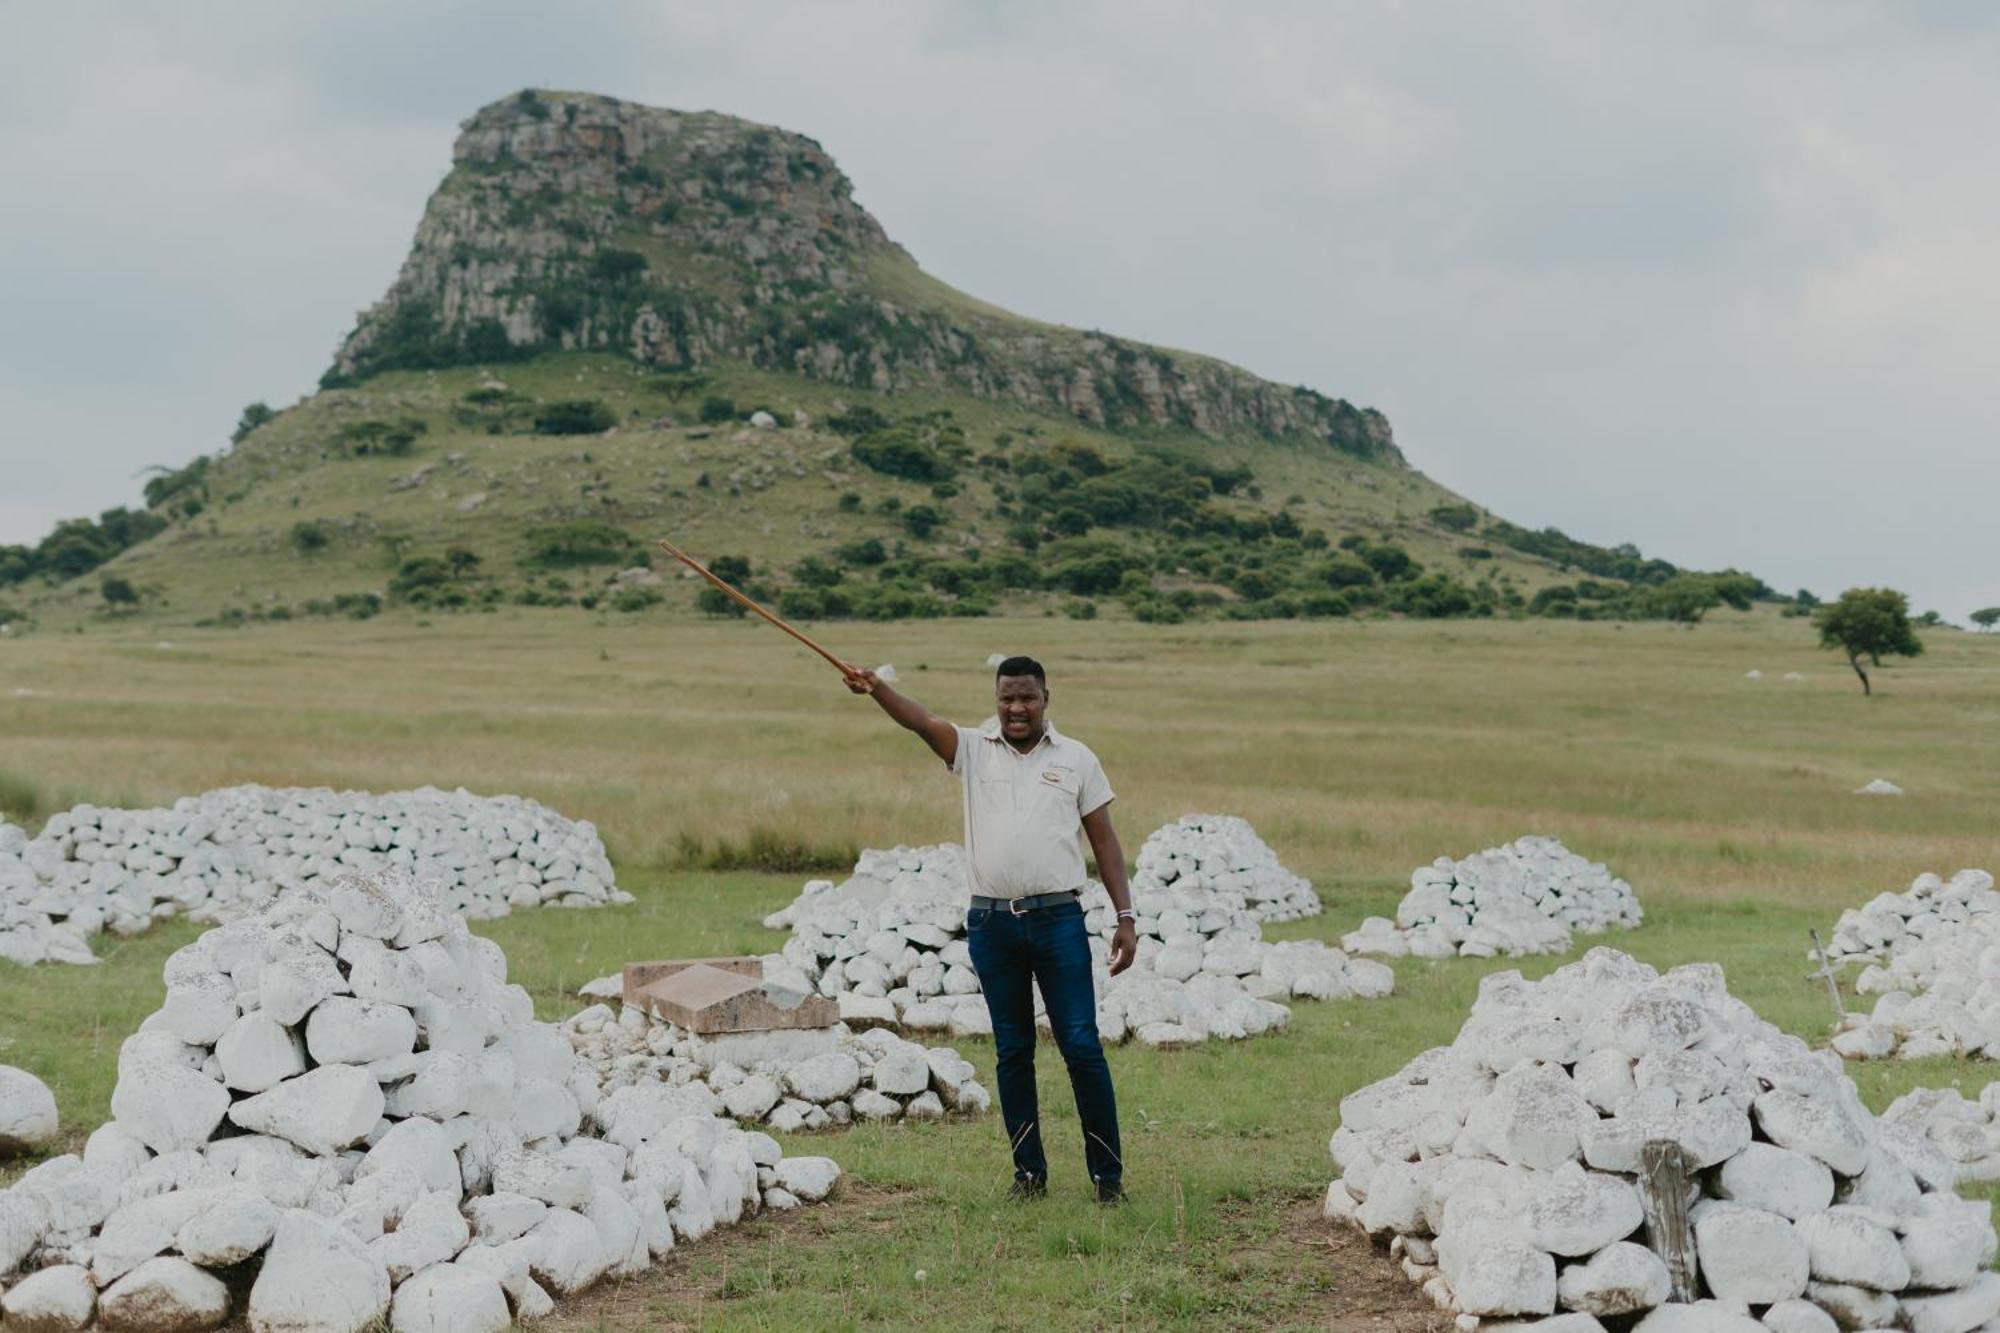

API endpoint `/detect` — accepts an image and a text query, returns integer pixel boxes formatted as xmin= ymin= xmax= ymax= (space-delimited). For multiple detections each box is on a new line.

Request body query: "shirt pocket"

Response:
xmin=1030 ymin=769 xmax=1082 ymax=820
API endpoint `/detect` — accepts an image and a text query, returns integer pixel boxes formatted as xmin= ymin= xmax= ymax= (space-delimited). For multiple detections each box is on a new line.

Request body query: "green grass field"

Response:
xmin=1 ymin=612 xmax=1996 ymax=1329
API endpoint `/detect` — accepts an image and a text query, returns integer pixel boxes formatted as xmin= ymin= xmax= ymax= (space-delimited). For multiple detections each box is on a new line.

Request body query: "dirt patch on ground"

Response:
xmin=536 ymin=1181 xmax=902 ymax=1332
xmin=1283 ymin=1200 xmax=1455 ymax=1333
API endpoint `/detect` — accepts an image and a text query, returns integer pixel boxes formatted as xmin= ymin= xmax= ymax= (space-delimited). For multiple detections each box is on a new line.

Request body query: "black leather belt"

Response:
xmin=970 ymin=890 xmax=1079 ymax=917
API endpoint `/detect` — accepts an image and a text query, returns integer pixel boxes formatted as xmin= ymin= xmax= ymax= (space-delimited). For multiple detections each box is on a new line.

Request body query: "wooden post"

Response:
xmin=1806 ymin=929 xmax=1845 ymax=1023
xmin=1638 ymin=1139 xmax=1697 ymax=1302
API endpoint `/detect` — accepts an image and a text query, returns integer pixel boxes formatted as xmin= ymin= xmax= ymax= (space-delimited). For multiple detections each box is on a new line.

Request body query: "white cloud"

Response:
xmin=3 ymin=1 xmax=1995 ymax=616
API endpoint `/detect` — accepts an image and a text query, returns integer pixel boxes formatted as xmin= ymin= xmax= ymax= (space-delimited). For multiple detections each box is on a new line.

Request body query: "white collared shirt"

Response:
xmin=948 ymin=720 xmax=1115 ymax=900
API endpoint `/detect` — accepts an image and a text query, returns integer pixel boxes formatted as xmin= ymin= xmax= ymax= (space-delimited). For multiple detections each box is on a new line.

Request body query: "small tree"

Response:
xmin=1816 ymin=587 xmax=1923 ymax=695
xmin=101 ymin=576 xmax=139 ymax=612
xmin=1972 ymin=607 xmax=2000 ymax=632
xmin=232 ymin=402 xmax=276 ymax=444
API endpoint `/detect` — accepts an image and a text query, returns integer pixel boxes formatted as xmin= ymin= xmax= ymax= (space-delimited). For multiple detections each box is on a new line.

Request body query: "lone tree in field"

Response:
xmin=1973 ymin=606 xmax=2000 ymax=632
xmin=1816 ymin=587 xmax=1923 ymax=695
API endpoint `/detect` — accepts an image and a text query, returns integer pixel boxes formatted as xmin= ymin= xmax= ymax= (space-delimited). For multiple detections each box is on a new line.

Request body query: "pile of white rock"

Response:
xmin=1324 ymin=947 xmax=1999 ymax=1329
xmin=562 ymin=1001 xmax=992 ymax=1131
xmin=1815 ymin=870 xmax=2000 ymax=1060
xmin=0 ymin=784 xmax=627 ymax=967
xmin=1818 ymin=869 xmax=1998 ymax=972
xmin=1131 ymin=814 xmax=1322 ymax=922
xmin=1342 ymin=836 xmax=1643 ymax=960
xmin=1881 ymin=1084 xmax=2000 ymax=1187
xmin=0 ymin=867 xmax=838 ymax=1333
xmin=764 ymin=843 xmax=1391 ymax=1050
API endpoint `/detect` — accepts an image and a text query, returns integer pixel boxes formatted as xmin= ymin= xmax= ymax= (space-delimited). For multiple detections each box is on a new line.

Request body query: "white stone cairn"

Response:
xmin=762 ymin=839 xmax=1390 ymax=1050
xmin=1323 ymin=947 xmax=1998 ymax=1326
xmin=1816 ymin=869 xmax=2000 ymax=1060
xmin=561 ymin=1001 xmax=993 ymax=1132
xmin=0 ymin=784 xmax=628 ymax=967
xmin=1342 ymin=836 xmax=1643 ymax=960
xmin=1130 ymin=814 xmax=1322 ymax=923
xmin=0 ymin=867 xmax=838 ymax=1333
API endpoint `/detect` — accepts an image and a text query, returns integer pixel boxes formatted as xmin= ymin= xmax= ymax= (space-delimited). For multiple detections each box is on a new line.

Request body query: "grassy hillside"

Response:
xmin=12 ymin=353 xmax=1576 ymax=630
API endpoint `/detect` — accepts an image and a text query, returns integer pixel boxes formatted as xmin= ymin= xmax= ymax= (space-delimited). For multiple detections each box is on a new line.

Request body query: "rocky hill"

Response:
xmin=327 ymin=90 xmax=1394 ymax=461
xmin=1 ymin=90 xmax=1776 ymax=630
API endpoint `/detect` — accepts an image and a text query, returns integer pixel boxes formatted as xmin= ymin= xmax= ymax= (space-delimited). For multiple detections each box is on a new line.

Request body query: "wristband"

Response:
xmin=1116 ymin=909 xmax=1136 ymax=921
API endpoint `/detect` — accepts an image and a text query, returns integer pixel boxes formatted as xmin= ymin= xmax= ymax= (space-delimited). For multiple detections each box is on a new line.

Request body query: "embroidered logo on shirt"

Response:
xmin=1040 ymin=769 xmax=1065 ymax=786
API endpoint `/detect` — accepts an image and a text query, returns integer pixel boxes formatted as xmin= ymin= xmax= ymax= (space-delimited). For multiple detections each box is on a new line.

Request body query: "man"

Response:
xmin=841 ymin=653 xmax=1136 ymax=1203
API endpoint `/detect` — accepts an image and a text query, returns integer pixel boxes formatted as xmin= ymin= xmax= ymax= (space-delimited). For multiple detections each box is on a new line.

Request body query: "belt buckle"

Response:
xmin=1007 ymin=896 xmax=1028 ymax=917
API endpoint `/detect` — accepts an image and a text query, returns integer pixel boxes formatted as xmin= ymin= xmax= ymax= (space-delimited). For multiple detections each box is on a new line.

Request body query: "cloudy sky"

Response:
xmin=4 ymin=2 xmax=1995 ymax=616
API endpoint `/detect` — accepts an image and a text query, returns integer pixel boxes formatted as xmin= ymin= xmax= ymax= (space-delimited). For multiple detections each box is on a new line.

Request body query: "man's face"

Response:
xmin=995 ymin=674 xmax=1048 ymax=745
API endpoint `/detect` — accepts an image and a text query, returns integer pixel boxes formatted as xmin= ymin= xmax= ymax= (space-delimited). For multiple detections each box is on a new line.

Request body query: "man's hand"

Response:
xmin=1108 ymin=919 xmax=1138 ymax=976
xmin=839 ymin=661 xmax=878 ymax=695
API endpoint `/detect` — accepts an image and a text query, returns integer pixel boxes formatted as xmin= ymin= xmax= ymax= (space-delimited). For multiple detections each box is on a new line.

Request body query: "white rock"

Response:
xmin=247 ymin=1209 xmax=391 ymax=1333
xmin=111 ymin=1059 xmax=230 ymax=1155
xmin=870 ymin=1046 xmax=931 ymax=1097
xmin=1554 ymin=1241 xmax=1668 ymax=1316
xmin=387 ymin=1262 xmax=510 ymax=1333
xmin=1692 ymin=1203 xmax=1808 ymax=1306
xmin=1759 ymin=1299 xmax=1837 ymax=1333
xmin=305 ymin=997 xmax=417 ymax=1065
xmin=175 ymin=1186 xmax=280 ymax=1266
xmin=783 ymin=1052 xmax=862 ymax=1103
xmin=96 ymin=1255 xmax=229 ymax=1332
xmin=1714 ymin=1142 xmax=1834 ymax=1219
xmin=369 ymin=1190 xmax=471 ymax=1283
xmin=227 ymin=1064 xmax=384 ymax=1155
xmin=1896 ymin=1272 xmax=2000 ymax=1333
xmin=1 ymin=1262 xmax=96 ymax=1331
xmin=526 ymin=1207 xmax=609 ymax=1296
xmin=1632 ymin=1302 xmax=1768 ymax=1333
xmin=1793 ymin=1208 xmax=1908 ymax=1291
xmin=0 ymin=1064 xmax=60 ymax=1154
xmin=214 ymin=1015 xmax=305 ymax=1093
xmin=773 ymin=1156 xmax=841 ymax=1203
xmin=1527 ymin=1163 xmax=1643 ymax=1255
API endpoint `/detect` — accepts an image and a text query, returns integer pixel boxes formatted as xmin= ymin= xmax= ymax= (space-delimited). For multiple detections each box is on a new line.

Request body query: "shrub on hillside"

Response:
xmin=851 ymin=429 xmax=955 ymax=483
xmin=338 ymin=418 xmax=427 ymax=457
xmin=1429 ymin=503 xmax=1478 ymax=532
xmin=291 ymin=521 xmax=328 ymax=554
xmin=533 ymin=399 xmax=615 ymax=435
xmin=699 ymin=395 xmax=738 ymax=424
xmin=524 ymin=520 xmax=645 ymax=568
xmin=100 ymin=576 xmax=139 ymax=612
xmin=232 ymin=402 xmax=276 ymax=444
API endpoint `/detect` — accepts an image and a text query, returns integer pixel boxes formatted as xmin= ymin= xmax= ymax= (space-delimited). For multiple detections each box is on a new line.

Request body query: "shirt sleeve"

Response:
xmin=1076 ymin=746 xmax=1115 ymax=817
xmin=948 ymin=725 xmax=981 ymax=778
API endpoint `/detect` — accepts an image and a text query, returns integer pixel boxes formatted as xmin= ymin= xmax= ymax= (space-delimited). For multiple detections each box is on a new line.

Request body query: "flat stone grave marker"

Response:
xmin=624 ymin=957 xmax=837 ymax=1034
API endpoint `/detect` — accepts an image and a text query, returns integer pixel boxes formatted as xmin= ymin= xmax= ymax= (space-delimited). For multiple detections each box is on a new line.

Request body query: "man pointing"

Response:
xmin=842 ymin=654 xmax=1134 ymax=1203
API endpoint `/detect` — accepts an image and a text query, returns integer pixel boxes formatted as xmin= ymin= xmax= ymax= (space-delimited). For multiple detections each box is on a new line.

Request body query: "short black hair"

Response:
xmin=995 ymin=655 xmax=1047 ymax=688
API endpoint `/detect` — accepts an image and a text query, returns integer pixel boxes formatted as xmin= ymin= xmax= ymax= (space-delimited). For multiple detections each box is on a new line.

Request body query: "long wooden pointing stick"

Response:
xmin=656 ymin=537 xmax=853 ymax=676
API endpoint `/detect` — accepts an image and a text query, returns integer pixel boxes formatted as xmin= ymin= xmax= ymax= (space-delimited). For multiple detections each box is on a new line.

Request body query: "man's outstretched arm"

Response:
xmin=842 ymin=664 xmax=958 ymax=767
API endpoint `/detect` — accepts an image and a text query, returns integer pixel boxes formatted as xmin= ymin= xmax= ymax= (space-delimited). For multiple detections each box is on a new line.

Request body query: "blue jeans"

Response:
xmin=965 ymin=899 xmax=1122 ymax=1187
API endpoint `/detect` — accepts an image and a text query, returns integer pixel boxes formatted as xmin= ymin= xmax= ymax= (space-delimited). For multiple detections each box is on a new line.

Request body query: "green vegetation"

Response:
xmin=1818 ymin=586 xmax=1925 ymax=695
xmin=0 ymin=507 xmax=166 ymax=591
xmin=1972 ymin=607 xmax=1999 ymax=632
xmin=230 ymin=402 xmax=276 ymax=444
xmin=524 ymin=519 xmax=648 ymax=569
xmin=533 ymin=398 xmax=616 ymax=435
xmin=336 ymin=417 xmax=427 ymax=457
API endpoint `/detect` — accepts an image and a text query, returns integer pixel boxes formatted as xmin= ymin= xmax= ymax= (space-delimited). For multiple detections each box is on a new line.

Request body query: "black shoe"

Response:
xmin=1094 ymin=1179 xmax=1126 ymax=1206
xmin=1007 ymin=1175 xmax=1047 ymax=1202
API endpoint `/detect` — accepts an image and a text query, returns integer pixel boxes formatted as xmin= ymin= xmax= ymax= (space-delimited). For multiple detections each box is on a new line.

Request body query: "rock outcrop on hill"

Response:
xmin=327 ymin=89 xmax=1398 ymax=461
